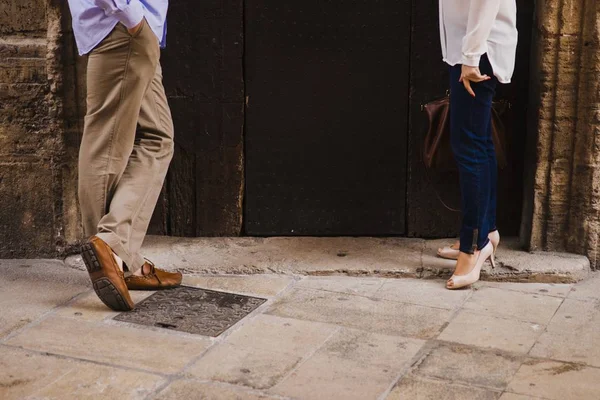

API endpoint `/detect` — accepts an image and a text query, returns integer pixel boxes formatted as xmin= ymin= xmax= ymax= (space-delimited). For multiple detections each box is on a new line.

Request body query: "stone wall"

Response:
xmin=522 ymin=0 xmax=600 ymax=269
xmin=0 ymin=0 xmax=81 ymax=257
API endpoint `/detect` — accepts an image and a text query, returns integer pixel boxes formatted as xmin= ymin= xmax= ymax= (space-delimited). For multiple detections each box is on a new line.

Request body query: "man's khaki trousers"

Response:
xmin=79 ymin=20 xmax=174 ymax=273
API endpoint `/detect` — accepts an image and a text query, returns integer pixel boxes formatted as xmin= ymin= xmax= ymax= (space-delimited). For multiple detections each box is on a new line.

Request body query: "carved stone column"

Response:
xmin=522 ymin=0 xmax=600 ymax=268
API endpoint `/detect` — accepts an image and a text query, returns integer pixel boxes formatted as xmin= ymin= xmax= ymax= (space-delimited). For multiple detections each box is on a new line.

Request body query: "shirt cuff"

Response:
xmin=115 ymin=0 xmax=145 ymax=29
xmin=461 ymin=53 xmax=481 ymax=67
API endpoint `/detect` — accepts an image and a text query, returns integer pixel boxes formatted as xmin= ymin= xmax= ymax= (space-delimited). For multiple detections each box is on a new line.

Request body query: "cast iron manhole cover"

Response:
xmin=114 ymin=286 xmax=267 ymax=336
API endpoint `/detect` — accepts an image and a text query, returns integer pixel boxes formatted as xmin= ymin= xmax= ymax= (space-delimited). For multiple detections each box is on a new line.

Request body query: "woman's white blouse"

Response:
xmin=439 ymin=0 xmax=518 ymax=83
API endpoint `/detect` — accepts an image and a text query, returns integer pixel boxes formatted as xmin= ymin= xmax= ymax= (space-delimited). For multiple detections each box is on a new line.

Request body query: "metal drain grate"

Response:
xmin=114 ymin=286 xmax=266 ymax=336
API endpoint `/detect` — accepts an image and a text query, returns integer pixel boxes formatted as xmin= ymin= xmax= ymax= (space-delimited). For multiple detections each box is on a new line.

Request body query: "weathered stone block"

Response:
xmin=0 ymin=57 xmax=47 ymax=83
xmin=0 ymin=84 xmax=49 ymax=125
xmin=0 ymin=123 xmax=53 ymax=157
xmin=0 ymin=37 xmax=47 ymax=58
xmin=0 ymin=83 xmax=54 ymax=157
xmin=537 ymin=0 xmax=584 ymax=36
xmin=0 ymin=0 xmax=47 ymax=35
xmin=0 ymin=161 xmax=54 ymax=257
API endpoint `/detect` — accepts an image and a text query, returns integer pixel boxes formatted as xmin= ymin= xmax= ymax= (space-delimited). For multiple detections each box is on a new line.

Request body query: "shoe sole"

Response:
xmin=81 ymin=242 xmax=133 ymax=312
xmin=126 ymin=285 xmax=180 ymax=291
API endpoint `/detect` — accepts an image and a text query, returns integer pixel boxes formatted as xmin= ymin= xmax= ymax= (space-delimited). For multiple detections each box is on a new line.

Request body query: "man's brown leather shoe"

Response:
xmin=81 ymin=236 xmax=135 ymax=311
xmin=125 ymin=261 xmax=182 ymax=290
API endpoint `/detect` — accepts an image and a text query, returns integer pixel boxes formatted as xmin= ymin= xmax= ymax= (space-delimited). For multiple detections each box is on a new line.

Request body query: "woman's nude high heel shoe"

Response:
xmin=437 ymin=242 xmax=460 ymax=260
xmin=488 ymin=230 xmax=500 ymax=268
xmin=446 ymin=241 xmax=494 ymax=290
xmin=437 ymin=231 xmax=500 ymax=265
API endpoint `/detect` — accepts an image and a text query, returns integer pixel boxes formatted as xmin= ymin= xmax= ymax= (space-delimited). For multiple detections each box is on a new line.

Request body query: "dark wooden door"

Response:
xmin=152 ymin=0 xmax=531 ymax=238
xmin=148 ymin=0 xmax=245 ymax=237
xmin=244 ymin=0 xmax=411 ymax=235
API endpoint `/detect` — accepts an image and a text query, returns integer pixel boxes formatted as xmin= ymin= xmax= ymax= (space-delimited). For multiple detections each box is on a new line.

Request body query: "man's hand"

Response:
xmin=459 ymin=65 xmax=491 ymax=97
xmin=127 ymin=19 xmax=144 ymax=36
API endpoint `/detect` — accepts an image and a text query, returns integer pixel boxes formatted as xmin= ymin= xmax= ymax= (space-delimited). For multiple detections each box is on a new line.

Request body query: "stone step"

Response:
xmin=64 ymin=236 xmax=590 ymax=283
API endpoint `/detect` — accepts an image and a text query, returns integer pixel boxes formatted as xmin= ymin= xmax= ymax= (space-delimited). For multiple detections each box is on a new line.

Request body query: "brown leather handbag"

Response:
xmin=422 ymin=93 xmax=510 ymax=170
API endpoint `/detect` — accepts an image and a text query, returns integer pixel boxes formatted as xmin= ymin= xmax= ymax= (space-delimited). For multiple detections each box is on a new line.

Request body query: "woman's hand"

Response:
xmin=459 ymin=65 xmax=491 ymax=97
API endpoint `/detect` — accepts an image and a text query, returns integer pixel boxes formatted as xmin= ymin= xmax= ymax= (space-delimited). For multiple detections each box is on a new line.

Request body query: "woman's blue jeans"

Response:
xmin=450 ymin=54 xmax=498 ymax=254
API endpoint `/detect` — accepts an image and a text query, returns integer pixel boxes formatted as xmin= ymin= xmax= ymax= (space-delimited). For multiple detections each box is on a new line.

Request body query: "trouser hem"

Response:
xmin=95 ymin=232 xmax=145 ymax=273
xmin=459 ymin=238 xmax=490 ymax=254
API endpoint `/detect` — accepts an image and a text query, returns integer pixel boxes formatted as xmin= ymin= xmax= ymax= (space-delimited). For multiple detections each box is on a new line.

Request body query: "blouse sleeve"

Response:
xmin=93 ymin=0 xmax=145 ymax=29
xmin=461 ymin=0 xmax=502 ymax=67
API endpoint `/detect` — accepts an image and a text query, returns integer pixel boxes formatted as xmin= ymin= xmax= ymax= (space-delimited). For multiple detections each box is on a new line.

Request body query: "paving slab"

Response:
xmin=568 ymin=272 xmax=600 ymax=301
xmin=414 ymin=343 xmax=523 ymax=391
xmin=5 ymin=316 xmax=211 ymax=374
xmin=182 ymin=275 xmax=295 ymax=298
xmin=0 ymin=346 xmax=79 ymax=400
xmin=475 ymin=281 xmax=572 ymax=298
xmin=53 ymin=291 xmax=155 ymax=322
xmin=266 ymin=287 xmax=454 ymax=339
xmin=373 ymin=277 xmax=472 ymax=309
xmin=498 ymin=394 xmax=544 ymax=400
xmin=270 ymin=328 xmax=424 ymax=400
xmin=0 ymin=260 xmax=89 ymax=338
xmin=530 ymin=298 xmax=600 ymax=367
xmin=438 ymin=311 xmax=543 ymax=354
xmin=462 ymin=287 xmax=563 ymax=324
xmin=27 ymin=359 xmax=164 ymax=400
xmin=295 ymin=275 xmax=386 ymax=296
xmin=0 ymin=259 xmax=88 ymax=286
xmin=187 ymin=314 xmax=337 ymax=389
xmin=506 ymin=359 xmax=600 ymax=400
xmin=387 ymin=376 xmax=500 ymax=400
xmin=0 ymin=346 xmax=164 ymax=400
xmin=155 ymin=380 xmax=282 ymax=400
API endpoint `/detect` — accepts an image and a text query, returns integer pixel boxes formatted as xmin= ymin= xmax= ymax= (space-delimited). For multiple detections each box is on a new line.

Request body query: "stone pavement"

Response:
xmin=1 ymin=259 xmax=599 ymax=400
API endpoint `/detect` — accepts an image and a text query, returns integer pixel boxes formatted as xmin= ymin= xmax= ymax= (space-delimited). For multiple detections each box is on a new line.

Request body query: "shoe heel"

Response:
xmin=81 ymin=243 xmax=101 ymax=274
xmin=81 ymin=238 xmax=134 ymax=312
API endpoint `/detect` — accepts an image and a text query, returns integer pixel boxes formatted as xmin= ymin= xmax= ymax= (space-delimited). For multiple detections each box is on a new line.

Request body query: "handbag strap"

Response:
xmin=423 ymin=165 xmax=461 ymax=213
xmin=421 ymin=92 xmax=459 ymax=212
